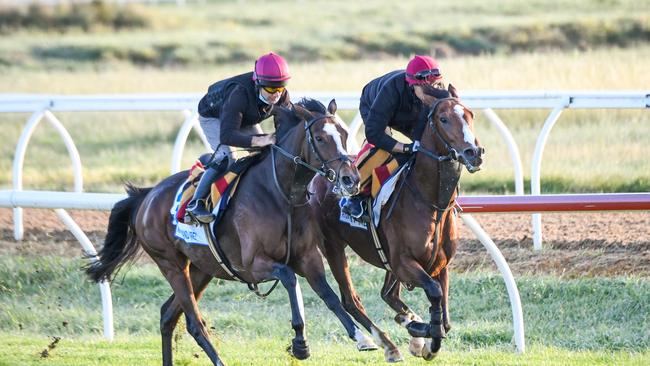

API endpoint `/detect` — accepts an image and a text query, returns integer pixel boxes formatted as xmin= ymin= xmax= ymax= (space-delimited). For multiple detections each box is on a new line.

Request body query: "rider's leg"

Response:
xmin=187 ymin=115 xmax=229 ymax=224
xmin=186 ymin=160 xmax=225 ymax=223
xmin=341 ymin=144 xmax=393 ymax=218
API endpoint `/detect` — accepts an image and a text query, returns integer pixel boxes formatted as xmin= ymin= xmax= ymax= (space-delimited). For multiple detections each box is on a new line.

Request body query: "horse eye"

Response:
xmin=315 ymin=136 xmax=324 ymax=143
xmin=440 ymin=117 xmax=448 ymax=124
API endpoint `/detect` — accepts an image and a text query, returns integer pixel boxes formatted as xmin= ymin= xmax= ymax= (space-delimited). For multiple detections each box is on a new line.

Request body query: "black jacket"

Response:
xmin=360 ymin=70 xmax=428 ymax=151
xmin=197 ymin=72 xmax=290 ymax=147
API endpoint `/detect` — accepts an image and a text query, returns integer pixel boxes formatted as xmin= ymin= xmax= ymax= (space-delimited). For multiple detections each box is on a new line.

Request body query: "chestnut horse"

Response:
xmin=309 ymin=86 xmax=484 ymax=362
xmin=86 ymin=99 xmax=379 ymax=366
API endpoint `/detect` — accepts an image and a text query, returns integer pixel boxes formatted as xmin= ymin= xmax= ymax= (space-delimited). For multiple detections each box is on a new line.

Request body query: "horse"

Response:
xmin=309 ymin=85 xmax=484 ymax=362
xmin=86 ymin=98 xmax=379 ymax=366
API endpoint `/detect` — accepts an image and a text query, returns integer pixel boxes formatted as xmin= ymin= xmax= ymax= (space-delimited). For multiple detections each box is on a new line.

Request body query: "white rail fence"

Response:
xmin=1 ymin=92 xmax=649 ymax=351
xmin=2 ymin=91 xmax=649 ymax=248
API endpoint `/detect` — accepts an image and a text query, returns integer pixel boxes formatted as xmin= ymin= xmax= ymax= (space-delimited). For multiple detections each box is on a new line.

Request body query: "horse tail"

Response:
xmin=85 ymin=183 xmax=152 ymax=283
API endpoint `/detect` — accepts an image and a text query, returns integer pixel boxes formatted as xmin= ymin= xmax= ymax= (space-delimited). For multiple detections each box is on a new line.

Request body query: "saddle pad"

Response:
xmin=170 ymin=154 xmax=262 ymax=245
xmin=338 ymin=164 xmax=406 ymax=229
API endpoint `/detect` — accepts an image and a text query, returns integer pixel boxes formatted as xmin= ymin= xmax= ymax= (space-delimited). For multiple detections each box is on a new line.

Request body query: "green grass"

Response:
xmin=1 ymin=335 xmax=649 ymax=366
xmin=0 ymin=255 xmax=649 ymax=365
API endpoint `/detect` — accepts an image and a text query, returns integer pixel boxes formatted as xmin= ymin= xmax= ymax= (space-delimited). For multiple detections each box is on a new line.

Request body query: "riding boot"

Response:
xmin=186 ymin=164 xmax=222 ymax=224
xmin=341 ymin=195 xmax=365 ymax=219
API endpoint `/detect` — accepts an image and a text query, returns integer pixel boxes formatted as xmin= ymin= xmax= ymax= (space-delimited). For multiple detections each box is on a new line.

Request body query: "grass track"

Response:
xmin=1 ymin=256 xmax=648 ymax=365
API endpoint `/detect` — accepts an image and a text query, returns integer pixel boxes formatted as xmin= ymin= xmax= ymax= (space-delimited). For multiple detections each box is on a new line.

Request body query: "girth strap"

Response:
xmin=366 ymin=197 xmax=392 ymax=272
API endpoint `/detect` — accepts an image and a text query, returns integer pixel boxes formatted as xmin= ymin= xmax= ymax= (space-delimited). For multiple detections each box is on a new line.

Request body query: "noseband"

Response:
xmin=416 ymin=97 xmax=464 ymax=162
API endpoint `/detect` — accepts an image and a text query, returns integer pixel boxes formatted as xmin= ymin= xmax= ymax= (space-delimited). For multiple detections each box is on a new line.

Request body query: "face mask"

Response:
xmin=258 ymin=92 xmax=270 ymax=105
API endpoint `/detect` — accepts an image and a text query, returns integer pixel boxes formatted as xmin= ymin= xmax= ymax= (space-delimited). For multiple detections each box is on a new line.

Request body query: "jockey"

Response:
xmin=186 ymin=52 xmax=292 ymax=224
xmin=341 ymin=55 xmax=449 ymax=218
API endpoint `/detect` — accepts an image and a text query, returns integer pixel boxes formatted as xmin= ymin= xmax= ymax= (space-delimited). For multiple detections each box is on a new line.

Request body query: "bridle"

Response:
xmin=271 ymin=113 xmax=352 ymax=204
xmin=415 ymin=97 xmax=467 ymax=162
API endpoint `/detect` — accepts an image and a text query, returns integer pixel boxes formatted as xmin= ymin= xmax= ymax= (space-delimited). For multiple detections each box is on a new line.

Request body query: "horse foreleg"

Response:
xmin=160 ymin=264 xmax=213 ymax=366
xmin=396 ymin=258 xmax=445 ymax=361
xmin=321 ymin=242 xmax=402 ymax=362
xmin=380 ymin=272 xmax=426 ymax=358
xmin=161 ymin=263 xmax=225 ymax=366
xmin=271 ymin=263 xmax=310 ymax=360
xmin=296 ymin=251 xmax=378 ymax=353
xmin=437 ymin=267 xmax=451 ymax=333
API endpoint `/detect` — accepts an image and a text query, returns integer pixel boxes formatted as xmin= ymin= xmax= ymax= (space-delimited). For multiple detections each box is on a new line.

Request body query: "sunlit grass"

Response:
xmin=1 ymin=256 xmax=649 ymax=365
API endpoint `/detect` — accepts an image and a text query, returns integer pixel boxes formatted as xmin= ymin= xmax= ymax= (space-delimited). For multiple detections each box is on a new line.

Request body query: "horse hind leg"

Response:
xmin=160 ymin=265 xmax=213 ymax=366
xmin=380 ymin=272 xmax=426 ymax=358
xmin=271 ymin=263 xmax=310 ymax=360
xmin=161 ymin=264 xmax=225 ymax=366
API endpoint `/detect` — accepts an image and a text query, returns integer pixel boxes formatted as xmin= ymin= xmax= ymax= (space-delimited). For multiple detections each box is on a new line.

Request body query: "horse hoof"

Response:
xmin=422 ymin=338 xmax=441 ymax=361
xmin=384 ymin=348 xmax=404 ymax=363
xmin=408 ymin=337 xmax=425 ymax=357
xmin=289 ymin=339 xmax=310 ymax=360
xmin=355 ymin=329 xmax=379 ymax=351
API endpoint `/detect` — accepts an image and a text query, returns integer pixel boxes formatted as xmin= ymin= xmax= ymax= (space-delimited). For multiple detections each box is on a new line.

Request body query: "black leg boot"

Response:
xmin=186 ymin=165 xmax=221 ymax=224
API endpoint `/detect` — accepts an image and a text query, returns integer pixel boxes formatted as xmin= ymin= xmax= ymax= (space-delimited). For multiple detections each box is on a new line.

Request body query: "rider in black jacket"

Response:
xmin=187 ymin=52 xmax=292 ymax=224
xmin=342 ymin=55 xmax=449 ymax=218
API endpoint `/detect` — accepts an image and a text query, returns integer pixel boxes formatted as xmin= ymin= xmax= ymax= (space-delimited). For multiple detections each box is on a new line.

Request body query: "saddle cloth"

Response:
xmin=339 ymin=144 xmax=404 ymax=230
xmin=170 ymin=155 xmax=259 ymax=245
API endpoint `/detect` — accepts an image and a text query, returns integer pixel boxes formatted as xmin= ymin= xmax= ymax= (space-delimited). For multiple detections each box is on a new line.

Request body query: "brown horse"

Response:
xmin=86 ymin=99 xmax=379 ymax=366
xmin=309 ymin=86 xmax=484 ymax=362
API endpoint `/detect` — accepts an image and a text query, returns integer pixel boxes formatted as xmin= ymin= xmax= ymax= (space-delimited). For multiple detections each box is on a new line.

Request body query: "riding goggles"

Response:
xmin=413 ymin=68 xmax=442 ymax=83
xmin=261 ymin=85 xmax=286 ymax=94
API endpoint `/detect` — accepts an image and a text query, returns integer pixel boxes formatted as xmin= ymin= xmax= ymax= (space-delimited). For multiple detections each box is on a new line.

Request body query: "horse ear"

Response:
xmin=293 ymin=104 xmax=313 ymax=122
xmin=448 ymin=83 xmax=460 ymax=99
xmin=327 ymin=99 xmax=337 ymax=115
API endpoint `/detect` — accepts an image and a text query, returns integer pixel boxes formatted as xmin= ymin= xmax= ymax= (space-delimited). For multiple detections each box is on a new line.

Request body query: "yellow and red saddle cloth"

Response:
xmin=354 ymin=143 xmax=400 ymax=198
xmin=174 ymin=160 xmax=242 ymax=223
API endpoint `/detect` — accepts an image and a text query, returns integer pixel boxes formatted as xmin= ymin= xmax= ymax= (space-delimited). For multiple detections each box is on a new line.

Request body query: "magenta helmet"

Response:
xmin=253 ymin=52 xmax=291 ymax=87
xmin=405 ymin=55 xmax=442 ymax=85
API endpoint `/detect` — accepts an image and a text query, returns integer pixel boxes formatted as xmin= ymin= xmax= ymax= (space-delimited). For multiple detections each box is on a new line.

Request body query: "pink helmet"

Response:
xmin=405 ymin=55 xmax=442 ymax=85
xmin=253 ymin=52 xmax=291 ymax=87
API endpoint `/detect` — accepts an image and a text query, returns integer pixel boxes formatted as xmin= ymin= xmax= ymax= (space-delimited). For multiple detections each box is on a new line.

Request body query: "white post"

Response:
xmin=461 ymin=214 xmax=525 ymax=353
xmin=11 ymin=109 xmax=47 ymax=240
xmin=530 ymin=101 xmax=568 ymax=250
xmin=55 ymin=209 xmax=114 ymax=341
xmin=346 ymin=111 xmax=363 ymax=155
xmin=170 ymin=110 xmax=210 ymax=173
xmin=482 ymin=108 xmax=524 ymax=195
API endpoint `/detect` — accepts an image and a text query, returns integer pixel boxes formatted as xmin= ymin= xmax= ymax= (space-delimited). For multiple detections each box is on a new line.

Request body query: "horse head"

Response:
xmin=419 ymin=84 xmax=484 ymax=173
xmin=272 ymin=98 xmax=361 ymax=196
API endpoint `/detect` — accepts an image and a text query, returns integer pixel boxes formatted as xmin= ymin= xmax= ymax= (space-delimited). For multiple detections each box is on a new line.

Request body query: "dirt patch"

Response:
xmin=1 ymin=208 xmax=649 ymax=277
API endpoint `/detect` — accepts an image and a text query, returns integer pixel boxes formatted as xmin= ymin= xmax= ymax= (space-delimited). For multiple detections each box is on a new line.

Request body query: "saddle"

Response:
xmin=174 ymin=153 xmax=262 ymax=225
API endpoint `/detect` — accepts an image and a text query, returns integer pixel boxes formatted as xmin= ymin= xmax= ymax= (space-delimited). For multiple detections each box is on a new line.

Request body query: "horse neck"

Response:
xmin=271 ymin=122 xmax=313 ymax=204
xmin=408 ymin=137 xmax=462 ymax=211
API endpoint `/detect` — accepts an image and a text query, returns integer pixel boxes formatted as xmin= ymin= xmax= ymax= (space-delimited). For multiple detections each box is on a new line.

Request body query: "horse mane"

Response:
xmin=296 ymin=97 xmax=327 ymax=115
xmin=422 ymin=86 xmax=451 ymax=100
xmin=274 ymin=98 xmax=329 ymax=142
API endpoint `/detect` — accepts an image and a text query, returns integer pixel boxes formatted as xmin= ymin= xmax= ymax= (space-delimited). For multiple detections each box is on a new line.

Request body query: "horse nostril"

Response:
xmin=341 ymin=176 xmax=353 ymax=187
xmin=463 ymin=148 xmax=476 ymax=158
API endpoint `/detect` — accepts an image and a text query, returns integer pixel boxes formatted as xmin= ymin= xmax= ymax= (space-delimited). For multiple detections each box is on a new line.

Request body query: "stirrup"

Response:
xmin=187 ymin=200 xmax=215 ymax=224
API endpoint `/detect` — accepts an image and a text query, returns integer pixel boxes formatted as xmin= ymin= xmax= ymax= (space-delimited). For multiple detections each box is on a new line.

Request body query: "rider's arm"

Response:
xmin=219 ymin=86 xmax=257 ymax=148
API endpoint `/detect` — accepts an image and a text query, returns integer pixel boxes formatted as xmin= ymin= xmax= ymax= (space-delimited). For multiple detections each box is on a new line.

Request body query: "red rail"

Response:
xmin=457 ymin=193 xmax=650 ymax=213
